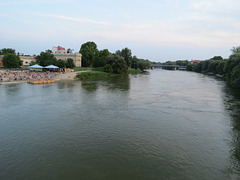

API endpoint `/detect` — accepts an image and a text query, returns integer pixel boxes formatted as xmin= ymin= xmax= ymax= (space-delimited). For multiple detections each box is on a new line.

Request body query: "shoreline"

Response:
xmin=0 ymin=71 xmax=81 ymax=85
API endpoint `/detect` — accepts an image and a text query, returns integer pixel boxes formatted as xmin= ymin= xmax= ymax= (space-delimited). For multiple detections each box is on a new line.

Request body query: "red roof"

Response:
xmin=191 ymin=60 xmax=201 ymax=63
xmin=58 ymin=46 xmax=65 ymax=50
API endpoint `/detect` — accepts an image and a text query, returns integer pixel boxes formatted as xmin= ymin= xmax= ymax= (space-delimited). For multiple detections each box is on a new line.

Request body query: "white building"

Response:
xmin=52 ymin=46 xmax=82 ymax=67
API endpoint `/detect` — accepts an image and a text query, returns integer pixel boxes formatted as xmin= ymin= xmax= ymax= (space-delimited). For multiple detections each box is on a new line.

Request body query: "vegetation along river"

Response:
xmin=1 ymin=69 xmax=240 ymax=179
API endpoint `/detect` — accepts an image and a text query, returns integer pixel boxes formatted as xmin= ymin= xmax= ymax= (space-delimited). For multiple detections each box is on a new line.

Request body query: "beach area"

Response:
xmin=0 ymin=69 xmax=80 ymax=85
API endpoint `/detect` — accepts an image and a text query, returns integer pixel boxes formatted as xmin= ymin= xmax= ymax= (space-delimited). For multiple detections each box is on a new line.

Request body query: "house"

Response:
xmin=190 ymin=60 xmax=201 ymax=64
xmin=19 ymin=56 xmax=36 ymax=66
xmin=52 ymin=46 xmax=82 ymax=67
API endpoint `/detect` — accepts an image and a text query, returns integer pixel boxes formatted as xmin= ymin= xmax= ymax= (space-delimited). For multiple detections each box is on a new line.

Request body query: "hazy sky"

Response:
xmin=0 ymin=0 xmax=239 ymax=62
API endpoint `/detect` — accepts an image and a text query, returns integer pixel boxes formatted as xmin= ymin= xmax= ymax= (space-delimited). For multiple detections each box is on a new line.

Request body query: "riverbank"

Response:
xmin=76 ymin=68 xmax=143 ymax=79
xmin=0 ymin=69 xmax=81 ymax=85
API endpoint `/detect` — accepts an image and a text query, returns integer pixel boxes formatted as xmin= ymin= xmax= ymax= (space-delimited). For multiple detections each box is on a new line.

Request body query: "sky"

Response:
xmin=0 ymin=0 xmax=240 ymax=62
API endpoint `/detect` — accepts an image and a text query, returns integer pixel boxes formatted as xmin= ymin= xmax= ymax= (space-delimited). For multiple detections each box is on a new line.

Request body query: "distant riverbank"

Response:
xmin=76 ymin=68 xmax=143 ymax=79
xmin=0 ymin=69 xmax=82 ymax=85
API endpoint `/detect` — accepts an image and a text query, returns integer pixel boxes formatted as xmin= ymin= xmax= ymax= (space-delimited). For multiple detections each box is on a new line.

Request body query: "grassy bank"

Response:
xmin=76 ymin=68 xmax=143 ymax=79
xmin=127 ymin=68 xmax=143 ymax=74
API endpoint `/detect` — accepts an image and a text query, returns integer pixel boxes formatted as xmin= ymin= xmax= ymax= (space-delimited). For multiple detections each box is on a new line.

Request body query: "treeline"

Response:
xmin=187 ymin=47 xmax=240 ymax=88
xmin=0 ymin=48 xmax=76 ymax=69
xmin=79 ymin=41 xmax=151 ymax=74
xmin=34 ymin=52 xmax=75 ymax=68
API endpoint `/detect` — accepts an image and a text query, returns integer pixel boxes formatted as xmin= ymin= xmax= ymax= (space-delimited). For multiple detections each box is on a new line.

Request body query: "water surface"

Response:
xmin=1 ymin=69 xmax=240 ymax=179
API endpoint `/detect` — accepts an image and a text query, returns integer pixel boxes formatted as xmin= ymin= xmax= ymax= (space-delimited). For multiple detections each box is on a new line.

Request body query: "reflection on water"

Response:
xmin=1 ymin=70 xmax=240 ymax=179
xmin=3 ymin=84 xmax=20 ymax=96
xmin=223 ymin=86 xmax=240 ymax=174
xmin=81 ymin=75 xmax=130 ymax=92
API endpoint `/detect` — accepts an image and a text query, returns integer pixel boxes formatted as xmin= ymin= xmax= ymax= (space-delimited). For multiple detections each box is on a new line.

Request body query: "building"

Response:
xmin=19 ymin=56 xmax=36 ymax=66
xmin=52 ymin=46 xmax=67 ymax=54
xmin=190 ymin=60 xmax=201 ymax=64
xmin=0 ymin=55 xmax=3 ymax=67
xmin=52 ymin=46 xmax=82 ymax=67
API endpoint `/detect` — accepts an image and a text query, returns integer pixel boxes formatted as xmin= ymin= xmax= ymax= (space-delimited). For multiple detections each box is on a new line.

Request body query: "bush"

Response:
xmin=107 ymin=54 xmax=128 ymax=74
xmin=230 ymin=64 xmax=240 ymax=88
xmin=66 ymin=58 xmax=75 ymax=68
xmin=103 ymin=64 xmax=113 ymax=73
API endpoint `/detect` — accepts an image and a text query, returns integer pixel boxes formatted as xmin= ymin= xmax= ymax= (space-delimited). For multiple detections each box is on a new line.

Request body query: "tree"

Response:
xmin=57 ymin=59 xmax=66 ymax=68
xmin=2 ymin=53 xmax=22 ymax=68
xmin=231 ymin=46 xmax=240 ymax=54
xmin=45 ymin=49 xmax=52 ymax=53
xmin=67 ymin=48 xmax=72 ymax=53
xmin=224 ymin=53 xmax=240 ymax=87
xmin=116 ymin=47 xmax=132 ymax=67
xmin=93 ymin=49 xmax=110 ymax=67
xmin=103 ymin=64 xmax=113 ymax=73
xmin=30 ymin=61 xmax=36 ymax=66
xmin=210 ymin=56 xmax=223 ymax=60
xmin=230 ymin=64 xmax=240 ymax=88
xmin=0 ymin=48 xmax=15 ymax=55
xmin=138 ymin=59 xmax=152 ymax=70
xmin=79 ymin=41 xmax=98 ymax=67
xmin=36 ymin=52 xmax=57 ymax=66
xmin=131 ymin=55 xmax=139 ymax=69
xmin=66 ymin=58 xmax=75 ymax=68
xmin=106 ymin=54 xmax=128 ymax=74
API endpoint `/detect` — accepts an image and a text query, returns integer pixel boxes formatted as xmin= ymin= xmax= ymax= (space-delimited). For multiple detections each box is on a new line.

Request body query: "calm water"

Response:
xmin=1 ymin=69 xmax=240 ymax=179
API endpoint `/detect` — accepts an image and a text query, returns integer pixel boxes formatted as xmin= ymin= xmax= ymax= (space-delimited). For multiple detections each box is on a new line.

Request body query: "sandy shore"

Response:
xmin=0 ymin=70 xmax=82 ymax=85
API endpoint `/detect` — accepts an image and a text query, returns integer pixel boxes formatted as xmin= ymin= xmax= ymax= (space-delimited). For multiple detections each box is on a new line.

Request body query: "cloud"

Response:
xmin=36 ymin=13 xmax=109 ymax=25
xmin=193 ymin=1 xmax=212 ymax=8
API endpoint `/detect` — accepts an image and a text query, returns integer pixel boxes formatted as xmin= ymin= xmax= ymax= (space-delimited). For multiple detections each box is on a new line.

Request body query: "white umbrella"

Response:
xmin=44 ymin=65 xmax=59 ymax=68
xmin=29 ymin=64 xmax=43 ymax=68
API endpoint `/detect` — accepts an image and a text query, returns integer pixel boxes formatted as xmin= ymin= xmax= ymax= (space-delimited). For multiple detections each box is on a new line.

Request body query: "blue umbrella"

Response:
xmin=44 ymin=65 xmax=59 ymax=68
xmin=29 ymin=64 xmax=43 ymax=68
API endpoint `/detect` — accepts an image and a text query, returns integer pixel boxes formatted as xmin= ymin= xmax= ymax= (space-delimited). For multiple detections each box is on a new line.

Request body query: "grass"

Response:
xmin=76 ymin=71 xmax=110 ymax=79
xmin=73 ymin=67 xmax=93 ymax=71
xmin=75 ymin=67 xmax=144 ymax=80
xmin=127 ymin=68 xmax=143 ymax=74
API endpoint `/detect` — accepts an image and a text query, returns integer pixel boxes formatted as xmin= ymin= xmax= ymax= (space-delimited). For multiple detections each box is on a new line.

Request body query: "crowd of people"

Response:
xmin=0 ymin=70 xmax=61 ymax=82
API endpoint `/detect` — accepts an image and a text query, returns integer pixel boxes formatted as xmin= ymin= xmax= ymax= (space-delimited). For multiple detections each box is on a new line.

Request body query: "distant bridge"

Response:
xmin=151 ymin=64 xmax=187 ymax=70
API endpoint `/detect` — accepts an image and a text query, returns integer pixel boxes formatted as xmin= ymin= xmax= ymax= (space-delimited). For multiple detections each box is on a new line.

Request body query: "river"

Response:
xmin=0 ymin=69 xmax=240 ymax=179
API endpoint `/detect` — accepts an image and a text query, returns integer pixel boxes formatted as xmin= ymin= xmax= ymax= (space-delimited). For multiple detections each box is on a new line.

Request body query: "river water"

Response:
xmin=1 ymin=69 xmax=240 ymax=179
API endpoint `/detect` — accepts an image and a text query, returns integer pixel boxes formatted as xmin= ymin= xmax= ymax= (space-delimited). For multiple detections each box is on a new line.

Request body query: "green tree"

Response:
xmin=230 ymin=64 xmax=240 ymax=88
xmin=103 ymin=64 xmax=113 ymax=73
xmin=0 ymin=48 xmax=15 ymax=55
xmin=131 ymin=55 xmax=139 ymax=69
xmin=224 ymin=53 xmax=240 ymax=87
xmin=2 ymin=53 xmax=22 ymax=68
xmin=138 ymin=59 xmax=152 ymax=70
xmin=231 ymin=46 xmax=240 ymax=54
xmin=210 ymin=56 xmax=223 ymax=60
xmin=45 ymin=49 xmax=52 ymax=53
xmin=79 ymin=41 xmax=98 ymax=67
xmin=36 ymin=52 xmax=58 ymax=66
xmin=93 ymin=49 xmax=110 ymax=67
xmin=186 ymin=64 xmax=193 ymax=71
xmin=107 ymin=54 xmax=128 ymax=74
xmin=57 ymin=59 xmax=66 ymax=68
xmin=67 ymin=48 xmax=72 ymax=53
xmin=116 ymin=48 xmax=132 ymax=67
xmin=66 ymin=58 xmax=75 ymax=68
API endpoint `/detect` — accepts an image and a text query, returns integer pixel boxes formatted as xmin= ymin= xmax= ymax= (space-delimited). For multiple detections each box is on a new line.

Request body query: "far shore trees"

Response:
xmin=66 ymin=58 xmax=75 ymax=68
xmin=79 ymin=41 xmax=151 ymax=73
xmin=57 ymin=59 xmax=66 ymax=68
xmin=36 ymin=52 xmax=58 ymax=66
xmin=105 ymin=54 xmax=128 ymax=74
xmin=2 ymin=53 xmax=22 ymax=68
xmin=116 ymin=48 xmax=132 ymax=67
xmin=0 ymin=48 xmax=16 ymax=55
xmin=79 ymin=41 xmax=98 ymax=67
